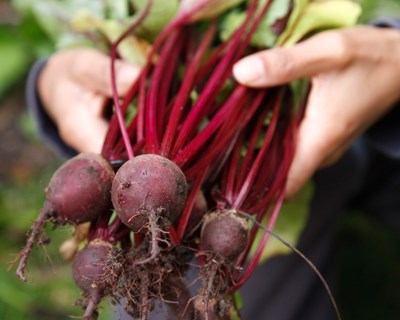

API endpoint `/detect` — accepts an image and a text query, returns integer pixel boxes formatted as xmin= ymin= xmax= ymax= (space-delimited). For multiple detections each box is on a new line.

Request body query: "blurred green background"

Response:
xmin=0 ymin=0 xmax=399 ymax=319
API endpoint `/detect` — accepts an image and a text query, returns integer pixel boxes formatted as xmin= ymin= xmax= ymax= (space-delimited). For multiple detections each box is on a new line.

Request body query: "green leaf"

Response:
xmin=276 ymin=0 xmax=310 ymax=46
xmin=130 ymin=0 xmax=179 ymax=41
xmin=0 ymin=39 xmax=30 ymax=96
xmin=104 ymin=0 xmax=130 ymax=19
xmin=278 ymin=0 xmax=362 ymax=46
xmin=220 ymin=0 xmax=292 ymax=48
xmin=219 ymin=10 xmax=246 ymax=43
xmin=178 ymin=0 xmax=246 ymax=22
xmin=257 ymin=0 xmax=292 ymax=25
xmin=71 ymin=9 xmax=152 ymax=65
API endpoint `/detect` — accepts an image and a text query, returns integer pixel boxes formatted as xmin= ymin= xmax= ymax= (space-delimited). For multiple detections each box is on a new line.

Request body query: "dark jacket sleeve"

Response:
xmin=25 ymin=58 xmax=77 ymax=158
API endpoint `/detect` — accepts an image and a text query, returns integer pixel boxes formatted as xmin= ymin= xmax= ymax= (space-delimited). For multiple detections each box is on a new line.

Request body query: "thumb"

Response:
xmin=72 ymin=48 xmax=141 ymax=97
xmin=233 ymin=31 xmax=348 ymax=87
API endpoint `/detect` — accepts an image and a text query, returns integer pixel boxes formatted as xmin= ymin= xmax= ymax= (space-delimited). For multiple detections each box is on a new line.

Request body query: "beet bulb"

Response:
xmin=15 ymin=153 xmax=115 ymax=281
xmin=200 ymin=210 xmax=249 ymax=262
xmin=72 ymin=239 xmax=116 ymax=320
xmin=112 ymin=154 xmax=188 ymax=232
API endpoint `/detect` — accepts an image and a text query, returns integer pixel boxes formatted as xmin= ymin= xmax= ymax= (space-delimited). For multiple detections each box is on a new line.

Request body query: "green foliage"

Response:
xmin=220 ymin=0 xmax=292 ymax=47
xmin=0 ymin=12 xmax=52 ymax=97
xmin=357 ymin=0 xmax=400 ymax=23
xmin=131 ymin=0 xmax=179 ymax=41
xmin=277 ymin=0 xmax=361 ymax=46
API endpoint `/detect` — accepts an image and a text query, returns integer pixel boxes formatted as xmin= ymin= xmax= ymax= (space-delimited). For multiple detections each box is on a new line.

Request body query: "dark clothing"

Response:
xmin=26 ymin=20 xmax=400 ymax=320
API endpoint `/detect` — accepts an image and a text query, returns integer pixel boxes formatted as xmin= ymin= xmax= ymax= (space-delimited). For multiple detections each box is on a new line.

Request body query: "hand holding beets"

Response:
xmin=233 ymin=26 xmax=400 ymax=198
xmin=38 ymin=48 xmax=140 ymax=153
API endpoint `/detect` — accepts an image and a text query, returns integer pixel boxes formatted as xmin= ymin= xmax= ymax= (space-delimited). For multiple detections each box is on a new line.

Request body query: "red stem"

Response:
xmin=171 ymin=2 xmax=260 ymax=156
xmin=177 ymin=168 xmax=208 ymax=239
xmin=109 ymin=0 xmax=153 ymax=159
xmin=174 ymin=86 xmax=247 ymax=167
xmin=161 ymin=22 xmax=217 ymax=157
xmin=145 ymin=30 xmax=183 ymax=153
xmin=232 ymin=89 xmax=283 ymax=208
xmin=233 ymin=189 xmax=285 ymax=290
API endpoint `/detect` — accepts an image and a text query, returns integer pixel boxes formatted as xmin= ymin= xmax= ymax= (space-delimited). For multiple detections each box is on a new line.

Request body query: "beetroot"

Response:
xmin=15 ymin=152 xmax=115 ymax=281
xmin=112 ymin=154 xmax=188 ymax=232
xmin=200 ymin=210 xmax=249 ymax=262
xmin=46 ymin=152 xmax=115 ymax=224
xmin=72 ymin=239 xmax=116 ymax=320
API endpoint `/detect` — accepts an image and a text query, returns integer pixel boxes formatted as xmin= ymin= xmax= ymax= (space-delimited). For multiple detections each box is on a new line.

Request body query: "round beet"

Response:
xmin=72 ymin=239 xmax=113 ymax=296
xmin=15 ymin=153 xmax=115 ymax=282
xmin=72 ymin=239 xmax=115 ymax=319
xmin=46 ymin=152 xmax=115 ymax=224
xmin=112 ymin=154 xmax=188 ymax=232
xmin=200 ymin=210 xmax=249 ymax=261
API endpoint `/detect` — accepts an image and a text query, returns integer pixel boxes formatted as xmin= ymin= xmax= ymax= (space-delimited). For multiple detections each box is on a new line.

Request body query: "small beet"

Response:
xmin=72 ymin=239 xmax=115 ymax=319
xmin=15 ymin=153 xmax=115 ymax=282
xmin=200 ymin=210 xmax=249 ymax=262
xmin=112 ymin=154 xmax=188 ymax=232
xmin=45 ymin=152 xmax=115 ymax=224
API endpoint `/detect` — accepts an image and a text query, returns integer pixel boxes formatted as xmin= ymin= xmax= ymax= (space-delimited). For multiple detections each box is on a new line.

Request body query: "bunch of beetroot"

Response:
xmin=14 ymin=1 xmax=309 ymax=319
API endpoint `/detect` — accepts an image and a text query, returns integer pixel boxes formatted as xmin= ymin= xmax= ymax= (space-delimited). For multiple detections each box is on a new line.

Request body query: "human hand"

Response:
xmin=38 ymin=48 xmax=140 ymax=153
xmin=233 ymin=26 xmax=400 ymax=198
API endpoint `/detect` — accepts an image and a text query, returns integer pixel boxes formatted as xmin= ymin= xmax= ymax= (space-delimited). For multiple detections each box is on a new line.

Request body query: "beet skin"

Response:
xmin=112 ymin=154 xmax=188 ymax=232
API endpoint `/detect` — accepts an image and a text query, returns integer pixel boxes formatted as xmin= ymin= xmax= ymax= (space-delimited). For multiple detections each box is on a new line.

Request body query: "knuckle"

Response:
xmin=268 ymin=48 xmax=295 ymax=77
xmin=324 ymin=31 xmax=353 ymax=65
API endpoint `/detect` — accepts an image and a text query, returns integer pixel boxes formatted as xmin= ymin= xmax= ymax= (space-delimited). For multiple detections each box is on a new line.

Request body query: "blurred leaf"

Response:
xmin=251 ymin=0 xmax=292 ymax=47
xmin=357 ymin=0 xmax=400 ymax=23
xmin=131 ymin=0 xmax=179 ymax=41
xmin=220 ymin=0 xmax=292 ymax=47
xmin=178 ymin=0 xmax=245 ymax=22
xmin=278 ymin=0 xmax=362 ymax=46
xmin=71 ymin=9 xmax=152 ymax=65
xmin=0 ymin=37 xmax=29 ymax=96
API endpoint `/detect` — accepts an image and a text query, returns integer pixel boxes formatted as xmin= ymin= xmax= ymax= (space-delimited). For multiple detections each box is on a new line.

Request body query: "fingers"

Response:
xmin=63 ymin=116 xmax=109 ymax=154
xmin=284 ymin=116 xmax=328 ymax=199
xmin=59 ymin=94 xmax=109 ymax=154
xmin=283 ymin=87 xmax=353 ymax=199
xmin=233 ymin=30 xmax=351 ymax=87
xmin=72 ymin=48 xmax=140 ymax=96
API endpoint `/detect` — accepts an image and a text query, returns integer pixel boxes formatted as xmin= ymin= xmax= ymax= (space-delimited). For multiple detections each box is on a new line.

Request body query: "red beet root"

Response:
xmin=112 ymin=154 xmax=188 ymax=232
xmin=72 ymin=239 xmax=115 ymax=320
xmin=46 ymin=153 xmax=115 ymax=224
xmin=15 ymin=153 xmax=115 ymax=281
xmin=200 ymin=210 xmax=249 ymax=262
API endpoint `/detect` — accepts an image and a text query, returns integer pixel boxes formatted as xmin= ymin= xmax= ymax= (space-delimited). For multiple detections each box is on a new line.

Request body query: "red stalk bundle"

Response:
xmin=99 ymin=0 xmax=306 ymax=317
xmin=96 ymin=0 xmax=306 ymax=317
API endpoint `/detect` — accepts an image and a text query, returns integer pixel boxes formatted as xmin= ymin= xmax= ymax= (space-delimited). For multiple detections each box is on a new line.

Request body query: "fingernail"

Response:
xmin=233 ymin=56 xmax=265 ymax=85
